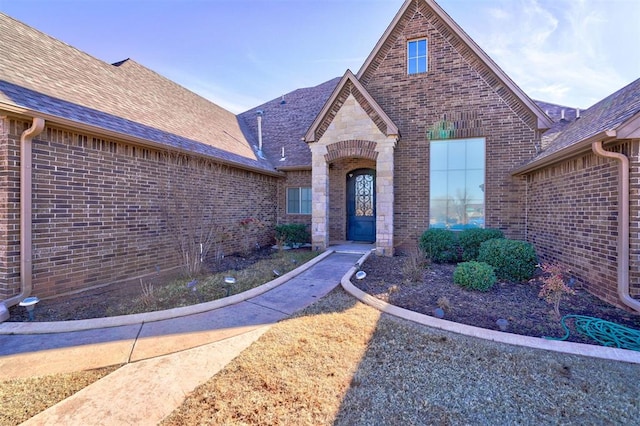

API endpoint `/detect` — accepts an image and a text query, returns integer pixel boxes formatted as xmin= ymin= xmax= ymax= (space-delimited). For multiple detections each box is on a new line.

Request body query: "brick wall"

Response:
xmin=525 ymin=141 xmax=640 ymax=308
xmin=0 ymin=118 xmax=21 ymax=299
xmin=359 ymin=2 xmax=539 ymax=248
xmin=1 ymin=117 xmax=279 ymax=300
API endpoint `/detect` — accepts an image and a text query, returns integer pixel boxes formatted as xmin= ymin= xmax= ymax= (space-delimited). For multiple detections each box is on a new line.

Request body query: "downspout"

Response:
xmin=1 ymin=117 xmax=45 ymax=315
xmin=592 ymin=140 xmax=640 ymax=313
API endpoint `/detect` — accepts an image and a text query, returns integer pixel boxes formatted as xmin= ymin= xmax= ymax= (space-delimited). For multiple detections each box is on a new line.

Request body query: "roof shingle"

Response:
xmin=0 ymin=13 xmax=276 ymax=173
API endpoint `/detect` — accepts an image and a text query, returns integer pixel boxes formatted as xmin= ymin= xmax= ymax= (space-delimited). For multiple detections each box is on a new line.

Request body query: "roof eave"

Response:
xmin=617 ymin=111 xmax=640 ymax=139
xmin=1 ymin=103 xmax=284 ymax=178
xmin=511 ymin=130 xmax=617 ymax=176
xmin=304 ymin=70 xmax=399 ymax=143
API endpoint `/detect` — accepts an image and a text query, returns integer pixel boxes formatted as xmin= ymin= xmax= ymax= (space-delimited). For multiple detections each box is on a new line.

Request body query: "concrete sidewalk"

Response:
xmin=1 ymin=247 xmax=369 ymax=425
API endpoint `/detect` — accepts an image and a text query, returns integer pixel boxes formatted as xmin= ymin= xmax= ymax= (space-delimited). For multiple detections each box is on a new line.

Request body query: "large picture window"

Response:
xmin=287 ymin=187 xmax=311 ymax=214
xmin=430 ymin=138 xmax=485 ymax=229
xmin=408 ymin=38 xmax=427 ymax=75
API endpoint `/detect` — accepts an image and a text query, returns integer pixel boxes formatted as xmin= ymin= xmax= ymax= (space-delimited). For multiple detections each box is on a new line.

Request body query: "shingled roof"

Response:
xmin=238 ymin=78 xmax=341 ymax=169
xmin=515 ymin=78 xmax=640 ymax=174
xmin=0 ymin=13 xmax=277 ymax=174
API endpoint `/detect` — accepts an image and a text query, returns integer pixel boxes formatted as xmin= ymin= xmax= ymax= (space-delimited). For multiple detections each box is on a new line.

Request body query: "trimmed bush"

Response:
xmin=274 ymin=224 xmax=309 ymax=246
xmin=478 ymin=238 xmax=537 ymax=282
xmin=453 ymin=261 xmax=497 ymax=292
xmin=419 ymin=228 xmax=458 ymax=263
xmin=458 ymin=228 xmax=504 ymax=261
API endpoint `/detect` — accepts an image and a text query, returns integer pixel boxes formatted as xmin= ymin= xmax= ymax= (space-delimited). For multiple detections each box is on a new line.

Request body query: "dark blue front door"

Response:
xmin=347 ymin=169 xmax=376 ymax=242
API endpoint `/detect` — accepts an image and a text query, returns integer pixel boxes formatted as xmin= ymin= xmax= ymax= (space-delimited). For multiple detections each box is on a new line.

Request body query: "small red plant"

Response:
xmin=537 ymin=262 xmax=575 ymax=318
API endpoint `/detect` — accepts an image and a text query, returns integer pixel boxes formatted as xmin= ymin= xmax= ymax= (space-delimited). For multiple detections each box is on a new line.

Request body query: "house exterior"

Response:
xmin=1 ymin=0 xmax=638 ymax=318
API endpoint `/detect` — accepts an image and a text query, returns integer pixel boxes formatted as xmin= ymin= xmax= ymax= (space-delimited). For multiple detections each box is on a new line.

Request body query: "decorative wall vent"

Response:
xmin=427 ymin=119 xmax=455 ymax=140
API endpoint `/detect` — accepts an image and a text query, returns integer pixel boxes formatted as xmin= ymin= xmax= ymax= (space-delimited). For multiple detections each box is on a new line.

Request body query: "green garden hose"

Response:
xmin=546 ymin=314 xmax=640 ymax=351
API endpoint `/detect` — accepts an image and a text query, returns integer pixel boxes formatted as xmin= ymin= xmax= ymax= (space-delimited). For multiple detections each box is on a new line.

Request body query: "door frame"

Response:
xmin=346 ymin=168 xmax=376 ymax=242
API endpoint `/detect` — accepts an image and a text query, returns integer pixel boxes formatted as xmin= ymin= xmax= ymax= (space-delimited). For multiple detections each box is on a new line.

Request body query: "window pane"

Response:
xmin=447 ymin=141 xmax=466 ymax=170
xmin=466 ymin=170 xmax=484 ymax=200
xmin=466 ymin=138 xmax=485 ymax=169
xmin=430 ymin=141 xmax=447 ymax=171
xmin=408 ymin=40 xmax=417 ymax=57
xmin=287 ymin=188 xmax=300 ymax=214
xmin=301 ymin=187 xmax=311 ymax=214
xmin=430 ymin=170 xmax=448 ymax=199
xmin=417 ymin=59 xmax=427 ymax=73
xmin=417 ymin=39 xmax=427 ymax=56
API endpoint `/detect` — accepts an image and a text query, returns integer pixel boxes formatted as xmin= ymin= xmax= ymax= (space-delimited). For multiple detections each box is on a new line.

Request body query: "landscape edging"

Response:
xmin=341 ymin=251 xmax=640 ymax=365
xmin=0 ymin=250 xmax=334 ymax=335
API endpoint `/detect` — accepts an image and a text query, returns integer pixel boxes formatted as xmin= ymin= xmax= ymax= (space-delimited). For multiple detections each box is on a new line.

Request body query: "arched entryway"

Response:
xmin=346 ymin=168 xmax=376 ymax=242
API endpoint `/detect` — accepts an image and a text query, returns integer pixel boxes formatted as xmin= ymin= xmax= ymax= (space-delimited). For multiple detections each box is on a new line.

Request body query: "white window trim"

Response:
xmin=407 ymin=38 xmax=428 ymax=75
xmin=286 ymin=187 xmax=311 ymax=215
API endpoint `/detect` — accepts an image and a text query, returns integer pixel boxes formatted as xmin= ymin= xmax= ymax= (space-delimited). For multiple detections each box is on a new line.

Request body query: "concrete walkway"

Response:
xmin=0 ymin=246 xmax=368 ymax=425
xmin=4 ymin=242 xmax=639 ymax=425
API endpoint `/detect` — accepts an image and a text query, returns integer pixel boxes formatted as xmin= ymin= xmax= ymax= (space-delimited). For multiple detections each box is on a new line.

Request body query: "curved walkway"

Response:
xmin=2 ymin=245 xmax=639 ymax=425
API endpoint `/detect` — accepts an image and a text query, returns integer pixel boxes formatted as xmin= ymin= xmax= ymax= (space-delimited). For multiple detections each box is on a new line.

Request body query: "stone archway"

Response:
xmin=310 ymin=138 xmax=395 ymax=255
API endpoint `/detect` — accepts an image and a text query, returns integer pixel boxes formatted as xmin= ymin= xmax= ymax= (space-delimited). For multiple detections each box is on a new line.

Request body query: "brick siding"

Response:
xmin=359 ymin=2 xmax=539 ymax=249
xmin=0 ymin=117 xmax=278 ymax=300
xmin=525 ymin=141 xmax=640 ymax=309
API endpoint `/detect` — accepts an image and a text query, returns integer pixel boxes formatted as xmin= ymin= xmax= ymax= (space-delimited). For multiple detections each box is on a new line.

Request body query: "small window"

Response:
xmin=408 ymin=38 xmax=428 ymax=74
xmin=287 ymin=187 xmax=311 ymax=214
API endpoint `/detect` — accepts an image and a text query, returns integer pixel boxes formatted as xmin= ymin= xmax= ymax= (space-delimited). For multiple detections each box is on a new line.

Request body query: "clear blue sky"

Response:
xmin=1 ymin=0 xmax=638 ymax=113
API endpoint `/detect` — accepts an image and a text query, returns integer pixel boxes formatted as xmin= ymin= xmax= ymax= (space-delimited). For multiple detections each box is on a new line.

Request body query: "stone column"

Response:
xmin=375 ymin=137 xmax=397 ymax=256
xmin=310 ymin=144 xmax=329 ymax=251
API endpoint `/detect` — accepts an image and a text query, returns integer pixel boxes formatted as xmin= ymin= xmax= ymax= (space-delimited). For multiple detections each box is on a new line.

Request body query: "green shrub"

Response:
xmin=478 ymin=239 xmax=537 ymax=282
xmin=419 ymin=229 xmax=458 ymax=263
xmin=274 ymin=224 xmax=309 ymax=246
xmin=458 ymin=228 xmax=504 ymax=261
xmin=453 ymin=261 xmax=497 ymax=292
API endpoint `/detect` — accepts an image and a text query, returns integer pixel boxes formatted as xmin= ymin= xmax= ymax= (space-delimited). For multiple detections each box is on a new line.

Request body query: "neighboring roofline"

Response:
xmin=356 ymin=0 xmax=553 ymax=130
xmin=511 ymin=130 xmax=617 ymax=175
xmin=1 ymin=103 xmax=284 ymax=178
xmin=303 ymin=69 xmax=399 ymax=142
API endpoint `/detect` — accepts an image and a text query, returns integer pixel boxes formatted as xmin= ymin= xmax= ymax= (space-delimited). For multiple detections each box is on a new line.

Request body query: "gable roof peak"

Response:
xmin=304 ymin=69 xmax=398 ymax=143
xmin=357 ymin=0 xmax=553 ymax=131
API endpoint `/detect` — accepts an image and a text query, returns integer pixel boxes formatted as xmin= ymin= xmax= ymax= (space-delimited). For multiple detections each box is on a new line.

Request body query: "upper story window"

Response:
xmin=287 ymin=187 xmax=311 ymax=215
xmin=408 ymin=38 xmax=428 ymax=75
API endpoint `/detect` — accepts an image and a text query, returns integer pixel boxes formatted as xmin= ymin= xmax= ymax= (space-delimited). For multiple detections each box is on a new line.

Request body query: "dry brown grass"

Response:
xmin=0 ymin=365 xmax=120 ymax=426
xmin=163 ymin=288 xmax=640 ymax=425
xmin=5 ymin=289 xmax=640 ymax=425
xmin=162 ymin=290 xmax=381 ymax=425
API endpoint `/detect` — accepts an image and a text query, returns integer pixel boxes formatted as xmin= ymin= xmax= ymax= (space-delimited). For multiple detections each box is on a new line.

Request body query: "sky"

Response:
xmin=1 ymin=0 xmax=638 ymax=113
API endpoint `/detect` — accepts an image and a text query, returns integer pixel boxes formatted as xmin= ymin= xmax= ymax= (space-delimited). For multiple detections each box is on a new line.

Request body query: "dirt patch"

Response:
xmin=355 ymin=254 xmax=640 ymax=345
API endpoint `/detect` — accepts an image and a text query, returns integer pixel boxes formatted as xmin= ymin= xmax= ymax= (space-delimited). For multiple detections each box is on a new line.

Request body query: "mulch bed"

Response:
xmin=7 ymin=247 xmax=277 ymax=322
xmin=355 ymin=254 xmax=640 ymax=346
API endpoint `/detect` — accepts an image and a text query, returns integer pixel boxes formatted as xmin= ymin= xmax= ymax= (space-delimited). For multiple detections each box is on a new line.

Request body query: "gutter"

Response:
xmin=1 ymin=104 xmax=284 ymax=178
xmin=512 ymin=130 xmax=616 ymax=176
xmin=0 ymin=117 xmax=45 ymax=321
xmin=591 ymin=140 xmax=640 ymax=313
